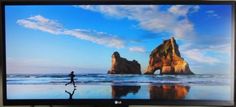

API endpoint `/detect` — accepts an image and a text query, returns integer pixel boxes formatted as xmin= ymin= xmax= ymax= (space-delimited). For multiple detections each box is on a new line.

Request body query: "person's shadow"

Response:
xmin=65 ymin=87 xmax=76 ymax=100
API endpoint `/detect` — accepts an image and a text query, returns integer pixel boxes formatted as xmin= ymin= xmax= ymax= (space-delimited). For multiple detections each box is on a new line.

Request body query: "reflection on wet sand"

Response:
xmin=112 ymin=86 xmax=141 ymax=98
xmin=149 ymin=84 xmax=190 ymax=99
xmin=65 ymin=87 xmax=76 ymax=100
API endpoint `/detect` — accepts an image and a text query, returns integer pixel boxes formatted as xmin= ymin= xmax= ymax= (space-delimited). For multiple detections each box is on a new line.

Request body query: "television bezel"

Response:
xmin=1 ymin=0 xmax=235 ymax=106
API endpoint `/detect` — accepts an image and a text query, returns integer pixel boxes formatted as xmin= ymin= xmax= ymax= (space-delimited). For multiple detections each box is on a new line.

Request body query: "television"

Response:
xmin=1 ymin=0 xmax=235 ymax=106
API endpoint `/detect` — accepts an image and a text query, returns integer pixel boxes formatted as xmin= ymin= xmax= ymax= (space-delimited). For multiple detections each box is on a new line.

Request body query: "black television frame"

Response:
xmin=1 ymin=0 xmax=235 ymax=106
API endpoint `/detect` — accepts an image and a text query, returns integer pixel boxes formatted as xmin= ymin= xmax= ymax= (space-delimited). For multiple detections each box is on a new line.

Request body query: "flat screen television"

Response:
xmin=1 ymin=0 xmax=235 ymax=106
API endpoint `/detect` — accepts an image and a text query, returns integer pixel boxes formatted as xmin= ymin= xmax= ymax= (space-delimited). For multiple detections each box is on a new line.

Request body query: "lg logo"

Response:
xmin=114 ymin=100 xmax=122 ymax=104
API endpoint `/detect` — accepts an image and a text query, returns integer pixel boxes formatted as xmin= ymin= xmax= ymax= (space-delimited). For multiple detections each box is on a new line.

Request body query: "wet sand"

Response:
xmin=7 ymin=84 xmax=231 ymax=100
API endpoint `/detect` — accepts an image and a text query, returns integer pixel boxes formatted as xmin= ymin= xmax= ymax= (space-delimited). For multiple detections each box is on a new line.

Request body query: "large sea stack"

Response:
xmin=145 ymin=37 xmax=193 ymax=75
xmin=108 ymin=51 xmax=141 ymax=74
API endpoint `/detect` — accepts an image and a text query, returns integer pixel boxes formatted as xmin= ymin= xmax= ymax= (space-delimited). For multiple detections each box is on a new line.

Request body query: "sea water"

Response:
xmin=6 ymin=74 xmax=232 ymax=100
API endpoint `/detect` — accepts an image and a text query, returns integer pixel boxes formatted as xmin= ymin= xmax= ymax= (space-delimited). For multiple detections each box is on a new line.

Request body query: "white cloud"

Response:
xmin=129 ymin=46 xmax=146 ymax=53
xmin=183 ymin=49 xmax=220 ymax=64
xmin=64 ymin=29 xmax=124 ymax=48
xmin=168 ymin=5 xmax=199 ymax=16
xmin=206 ymin=10 xmax=214 ymax=14
xmin=78 ymin=5 xmax=157 ymax=20
xmin=180 ymin=42 xmax=231 ymax=64
xmin=17 ymin=15 xmax=124 ymax=48
xmin=17 ymin=15 xmax=63 ymax=35
xmin=77 ymin=5 xmax=199 ymax=38
xmin=207 ymin=43 xmax=231 ymax=54
xmin=173 ymin=19 xmax=194 ymax=38
xmin=206 ymin=10 xmax=220 ymax=18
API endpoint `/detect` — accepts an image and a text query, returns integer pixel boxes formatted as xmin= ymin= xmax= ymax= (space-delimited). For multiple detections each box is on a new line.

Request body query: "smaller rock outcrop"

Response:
xmin=108 ymin=51 xmax=141 ymax=74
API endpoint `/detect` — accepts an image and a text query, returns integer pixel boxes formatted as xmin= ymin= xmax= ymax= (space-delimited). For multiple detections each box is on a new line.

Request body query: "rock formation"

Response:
xmin=145 ymin=37 xmax=193 ymax=75
xmin=108 ymin=51 xmax=141 ymax=74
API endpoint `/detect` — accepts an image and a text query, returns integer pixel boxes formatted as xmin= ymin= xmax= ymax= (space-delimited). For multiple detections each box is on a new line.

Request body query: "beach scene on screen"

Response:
xmin=5 ymin=5 xmax=233 ymax=100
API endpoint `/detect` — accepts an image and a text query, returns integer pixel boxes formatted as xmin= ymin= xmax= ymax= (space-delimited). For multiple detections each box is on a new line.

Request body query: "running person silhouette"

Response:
xmin=65 ymin=71 xmax=76 ymax=87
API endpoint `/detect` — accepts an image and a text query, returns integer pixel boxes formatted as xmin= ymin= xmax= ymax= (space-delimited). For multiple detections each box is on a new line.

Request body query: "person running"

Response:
xmin=65 ymin=71 xmax=76 ymax=87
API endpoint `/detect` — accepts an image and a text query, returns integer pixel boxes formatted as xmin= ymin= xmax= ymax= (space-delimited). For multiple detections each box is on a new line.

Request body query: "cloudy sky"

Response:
xmin=5 ymin=5 xmax=232 ymax=74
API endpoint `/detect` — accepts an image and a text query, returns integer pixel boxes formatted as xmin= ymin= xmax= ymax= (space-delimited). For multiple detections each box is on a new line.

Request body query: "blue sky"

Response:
xmin=5 ymin=5 xmax=232 ymax=74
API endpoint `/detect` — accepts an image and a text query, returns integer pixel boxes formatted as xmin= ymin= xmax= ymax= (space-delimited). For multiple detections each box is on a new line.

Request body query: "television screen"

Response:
xmin=1 ymin=0 xmax=235 ymax=106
